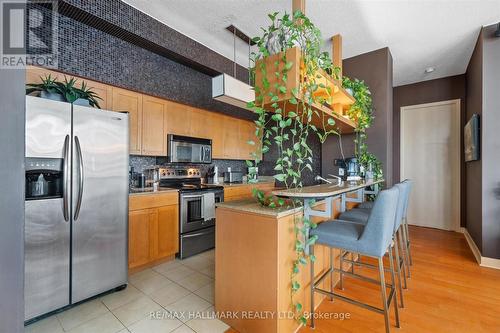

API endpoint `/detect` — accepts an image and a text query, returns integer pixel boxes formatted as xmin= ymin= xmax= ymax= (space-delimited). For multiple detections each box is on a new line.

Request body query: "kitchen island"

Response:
xmin=215 ymin=179 xmax=383 ymax=333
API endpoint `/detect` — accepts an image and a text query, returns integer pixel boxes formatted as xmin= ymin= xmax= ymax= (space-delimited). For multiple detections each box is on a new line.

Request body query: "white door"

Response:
xmin=401 ymin=100 xmax=460 ymax=231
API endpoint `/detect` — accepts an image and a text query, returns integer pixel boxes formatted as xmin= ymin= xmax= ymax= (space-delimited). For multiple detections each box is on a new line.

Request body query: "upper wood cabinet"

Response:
xmin=238 ymin=119 xmax=260 ymax=160
xmin=209 ymin=114 xmax=225 ymax=159
xmin=165 ymin=101 xmax=192 ymax=137
xmin=190 ymin=107 xmax=211 ymax=139
xmin=142 ymin=96 xmax=167 ymax=156
xmin=111 ymin=88 xmax=143 ymax=155
xmin=222 ymin=116 xmax=240 ymax=159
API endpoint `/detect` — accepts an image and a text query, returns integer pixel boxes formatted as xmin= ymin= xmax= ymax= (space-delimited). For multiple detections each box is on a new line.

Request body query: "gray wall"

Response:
xmin=465 ymin=29 xmax=483 ymax=251
xmin=322 ymin=47 xmax=394 ymax=185
xmin=481 ymin=24 xmax=500 ymax=259
xmin=0 ymin=25 xmax=26 ymax=333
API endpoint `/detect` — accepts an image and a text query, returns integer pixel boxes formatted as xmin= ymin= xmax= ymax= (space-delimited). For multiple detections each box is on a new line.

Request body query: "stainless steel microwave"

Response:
xmin=167 ymin=134 xmax=212 ymax=164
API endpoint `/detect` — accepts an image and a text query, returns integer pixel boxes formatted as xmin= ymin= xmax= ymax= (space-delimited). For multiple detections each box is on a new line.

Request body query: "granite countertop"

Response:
xmin=129 ymin=187 xmax=179 ymax=196
xmin=208 ymin=176 xmax=275 ymax=188
xmin=216 ymin=198 xmax=303 ymax=218
xmin=272 ymin=179 xmax=384 ymax=199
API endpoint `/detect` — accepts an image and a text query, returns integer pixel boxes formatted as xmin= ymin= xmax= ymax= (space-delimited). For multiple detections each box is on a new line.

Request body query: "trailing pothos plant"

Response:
xmin=342 ymin=76 xmax=383 ymax=181
xmin=245 ymin=10 xmax=342 ymax=325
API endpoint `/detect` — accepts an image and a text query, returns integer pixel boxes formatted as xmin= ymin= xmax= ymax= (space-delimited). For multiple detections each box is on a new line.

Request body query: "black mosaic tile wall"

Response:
xmin=259 ymin=130 xmax=322 ymax=187
xmin=55 ymin=13 xmax=254 ymax=120
xmin=32 ymin=1 xmax=322 ymax=184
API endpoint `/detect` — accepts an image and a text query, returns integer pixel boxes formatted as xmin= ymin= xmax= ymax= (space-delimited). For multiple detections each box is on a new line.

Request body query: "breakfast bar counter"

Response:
xmin=215 ymin=179 xmax=383 ymax=333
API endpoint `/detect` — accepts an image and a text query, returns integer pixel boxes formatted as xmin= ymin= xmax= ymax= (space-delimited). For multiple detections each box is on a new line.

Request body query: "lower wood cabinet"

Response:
xmin=128 ymin=192 xmax=179 ymax=272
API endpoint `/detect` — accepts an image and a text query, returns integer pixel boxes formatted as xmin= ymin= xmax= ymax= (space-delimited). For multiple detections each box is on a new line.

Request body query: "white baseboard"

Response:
xmin=460 ymin=227 xmax=500 ymax=269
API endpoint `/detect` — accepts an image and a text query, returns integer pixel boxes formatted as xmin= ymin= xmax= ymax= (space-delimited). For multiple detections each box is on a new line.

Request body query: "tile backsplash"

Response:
xmin=129 ymin=155 xmax=249 ymax=178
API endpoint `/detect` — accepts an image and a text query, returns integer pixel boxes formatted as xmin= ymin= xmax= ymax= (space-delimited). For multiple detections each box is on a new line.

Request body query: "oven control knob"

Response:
xmin=189 ymin=171 xmax=192 ymax=175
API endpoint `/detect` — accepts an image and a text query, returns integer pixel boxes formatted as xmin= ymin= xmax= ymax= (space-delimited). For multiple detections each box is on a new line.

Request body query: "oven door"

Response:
xmin=180 ymin=193 xmax=215 ymax=234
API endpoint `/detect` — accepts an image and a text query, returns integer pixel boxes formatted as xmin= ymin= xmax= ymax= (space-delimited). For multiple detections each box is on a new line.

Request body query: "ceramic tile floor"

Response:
xmin=25 ymin=249 xmax=229 ymax=333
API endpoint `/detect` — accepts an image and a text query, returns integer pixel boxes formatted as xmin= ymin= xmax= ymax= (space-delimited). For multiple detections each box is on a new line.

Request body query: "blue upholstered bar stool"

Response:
xmin=309 ymin=187 xmax=401 ymax=333
xmin=340 ymin=180 xmax=413 ymax=278
xmin=338 ymin=182 xmax=410 ymax=307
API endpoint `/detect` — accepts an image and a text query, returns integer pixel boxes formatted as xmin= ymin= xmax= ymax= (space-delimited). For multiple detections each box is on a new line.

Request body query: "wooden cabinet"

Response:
xmin=238 ymin=119 xmax=260 ymax=160
xmin=129 ymin=209 xmax=155 ymax=269
xmin=156 ymin=205 xmax=179 ymax=258
xmin=224 ymin=182 xmax=275 ymax=202
xmin=142 ymin=96 xmax=167 ymax=156
xmin=222 ymin=116 xmax=240 ymax=159
xmin=190 ymin=107 xmax=211 ymax=139
xmin=128 ymin=192 xmax=179 ymax=272
xmin=209 ymin=113 xmax=225 ymax=159
xmin=165 ymin=101 xmax=192 ymax=137
xmin=112 ymin=88 xmax=143 ymax=155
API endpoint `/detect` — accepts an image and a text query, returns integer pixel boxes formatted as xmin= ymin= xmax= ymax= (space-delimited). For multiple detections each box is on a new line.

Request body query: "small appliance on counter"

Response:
xmin=336 ymin=157 xmax=361 ymax=181
xmin=223 ymin=167 xmax=244 ymax=183
xmin=206 ymin=165 xmax=219 ymax=184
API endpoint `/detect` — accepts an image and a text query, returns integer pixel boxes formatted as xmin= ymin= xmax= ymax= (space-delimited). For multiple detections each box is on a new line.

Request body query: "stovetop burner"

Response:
xmin=157 ymin=166 xmax=223 ymax=192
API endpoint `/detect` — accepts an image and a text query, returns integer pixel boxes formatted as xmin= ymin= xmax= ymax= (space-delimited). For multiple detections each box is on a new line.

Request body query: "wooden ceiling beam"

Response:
xmin=292 ymin=0 xmax=306 ymax=15
xmin=331 ymin=34 xmax=343 ymax=81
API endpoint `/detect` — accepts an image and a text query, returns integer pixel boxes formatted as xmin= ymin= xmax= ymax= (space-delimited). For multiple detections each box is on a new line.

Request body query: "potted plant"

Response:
xmin=76 ymin=81 xmax=102 ymax=108
xmin=26 ymin=74 xmax=65 ymax=102
xmin=26 ymin=75 xmax=102 ymax=108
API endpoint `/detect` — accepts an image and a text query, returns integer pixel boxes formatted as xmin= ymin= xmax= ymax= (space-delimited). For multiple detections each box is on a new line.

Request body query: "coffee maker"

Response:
xmin=337 ymin=157 xmax=361 ymax=181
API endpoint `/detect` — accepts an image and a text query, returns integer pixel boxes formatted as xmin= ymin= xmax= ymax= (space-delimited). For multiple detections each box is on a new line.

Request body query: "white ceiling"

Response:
xmin=123 ymin=0 xmax=500 ymax=86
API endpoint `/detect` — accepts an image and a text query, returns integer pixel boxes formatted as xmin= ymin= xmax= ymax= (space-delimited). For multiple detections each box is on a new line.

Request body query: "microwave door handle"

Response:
xmin=62 ymin=135 xmax=70 ymax=222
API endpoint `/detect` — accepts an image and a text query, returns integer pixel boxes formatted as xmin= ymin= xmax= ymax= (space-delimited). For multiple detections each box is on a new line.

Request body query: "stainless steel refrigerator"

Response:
xmin=24 ymin=96 xmax=129 ymax=321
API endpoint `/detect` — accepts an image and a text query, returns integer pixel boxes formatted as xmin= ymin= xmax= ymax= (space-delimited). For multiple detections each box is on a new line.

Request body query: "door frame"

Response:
xmin=400 ymin=99 xmax=461 ymax=231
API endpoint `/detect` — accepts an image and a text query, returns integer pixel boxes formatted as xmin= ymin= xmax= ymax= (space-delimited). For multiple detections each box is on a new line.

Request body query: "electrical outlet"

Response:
xmin=338 ymin=168 xmax=345 ymax=176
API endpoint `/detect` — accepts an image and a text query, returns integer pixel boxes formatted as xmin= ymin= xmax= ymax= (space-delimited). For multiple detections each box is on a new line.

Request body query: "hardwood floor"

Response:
xmin=227 ymin=226 xmax=500 ymax=333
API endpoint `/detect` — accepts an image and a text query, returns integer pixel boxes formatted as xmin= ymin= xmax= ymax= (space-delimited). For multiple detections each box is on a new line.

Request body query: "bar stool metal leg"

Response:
xmin=388 ymin=247 xmax=401 ymax=328
xmin=398 ymin=228 xmax=410 ymax=282
xmin=392 ymin=237 xmax=404 ymax=308
xmin=377 ymin=257 xmax=391 ymax=333
xmin=339 ymin=250 xmax=344 ymax=290
xmin=310 ymin=245 xmax=315 ymax=329
xmin=404 ymin=217 xmax=413 ymax=266
xmin=330 ymin=247 xmax=334 ymax=301
xmin=397 ymin=229 xmax=408 ymax=288
xmin=400 ymin=226 xmax=411 ymax=278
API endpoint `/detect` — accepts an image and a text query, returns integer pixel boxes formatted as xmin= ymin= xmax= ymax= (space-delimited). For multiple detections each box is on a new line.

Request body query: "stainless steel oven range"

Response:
xmin=159 ymin=167 xmax=223 ymax=259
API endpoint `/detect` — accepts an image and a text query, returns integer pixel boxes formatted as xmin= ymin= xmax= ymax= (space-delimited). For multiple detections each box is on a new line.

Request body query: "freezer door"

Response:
xmin=71 ymin=105 xmax=129 ymax=303
xmin=24 ymin=97 xmax=71 ymax=320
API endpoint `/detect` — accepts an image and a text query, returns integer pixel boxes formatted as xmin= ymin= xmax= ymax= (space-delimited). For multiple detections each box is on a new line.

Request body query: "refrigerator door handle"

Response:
xmin=74 ymin=136 xmax=84 ymax=221
xmin=62 ymin=134 xmax=70 ymax=222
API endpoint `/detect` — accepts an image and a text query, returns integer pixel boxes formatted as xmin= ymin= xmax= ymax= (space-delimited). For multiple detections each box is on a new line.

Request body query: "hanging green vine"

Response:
xmin=342 ymin=76 xmax=383 ymax=181
xmin=246 ymin=10 xmax=342 ymax=325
